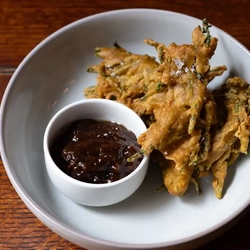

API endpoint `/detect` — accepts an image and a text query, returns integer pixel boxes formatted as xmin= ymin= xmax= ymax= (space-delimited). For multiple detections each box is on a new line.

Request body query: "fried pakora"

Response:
xmin=199 ymin=77 xmax=250 ymax=198
xmin=85 ymin=42 xmax=159 ymax=113
xmin=84 ymin=20 xmax=250 ymax=199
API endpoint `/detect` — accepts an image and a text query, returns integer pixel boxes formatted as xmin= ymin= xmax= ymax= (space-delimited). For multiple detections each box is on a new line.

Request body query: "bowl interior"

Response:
xmin=1 ymin=9 xmax=250 ymax=249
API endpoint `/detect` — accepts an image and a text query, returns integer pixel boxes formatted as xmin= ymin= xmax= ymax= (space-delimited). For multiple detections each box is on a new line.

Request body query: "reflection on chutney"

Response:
xmin=50 ymin=119 xmax=142 ymax=184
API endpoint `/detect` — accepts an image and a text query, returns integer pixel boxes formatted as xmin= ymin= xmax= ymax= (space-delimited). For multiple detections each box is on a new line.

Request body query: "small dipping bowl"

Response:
xmin=43 ymin=99 xmax=150 ymax=206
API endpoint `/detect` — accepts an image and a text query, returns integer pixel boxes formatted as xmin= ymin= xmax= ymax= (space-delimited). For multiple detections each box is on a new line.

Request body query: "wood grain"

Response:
xmin=1 ymin=0 xmax=250 ymax=66
xmin=1 ymin=0 xmax=250 ymax=249
xmin=0 ymin=164 xmax=83 ymax=250
xmin=0 ymin=75 xmax=11 ymax=101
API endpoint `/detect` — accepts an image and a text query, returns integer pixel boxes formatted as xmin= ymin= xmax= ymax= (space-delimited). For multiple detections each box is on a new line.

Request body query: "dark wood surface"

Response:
xmin=1 ymin=0 xmax=250 ymax=249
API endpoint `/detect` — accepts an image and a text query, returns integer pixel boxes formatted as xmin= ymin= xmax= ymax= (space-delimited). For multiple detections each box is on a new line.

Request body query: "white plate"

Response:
xmin=1 ymin=9 xmax=250 ymax=250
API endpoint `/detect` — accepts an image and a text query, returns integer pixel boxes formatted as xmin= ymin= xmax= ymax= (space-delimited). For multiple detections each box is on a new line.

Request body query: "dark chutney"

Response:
xmin=51 ymin=119 xmax=142 ymax=184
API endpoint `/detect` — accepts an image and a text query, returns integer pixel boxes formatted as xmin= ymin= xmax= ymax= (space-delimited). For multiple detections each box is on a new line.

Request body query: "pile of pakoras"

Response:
xmin=84 ymin=20 xmax=250 ymax=199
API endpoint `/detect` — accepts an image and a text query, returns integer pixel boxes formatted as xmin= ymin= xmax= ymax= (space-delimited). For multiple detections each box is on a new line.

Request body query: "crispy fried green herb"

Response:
xmin=114 ymin=41 xmax=122 ymax=49
xmin=156 ymin=81 xmax=164 ymax=92
xmin=143 ymin=85 xmax=148 ymax=92
xmin=189 ymin=78 xmax=194 ymax=96
xmin=150 ymin=115 xmax=155 ymax=121
xmin=234 ymin=102 xmax=240 ymax=113
xmin=94 ymin=48 xmax=101 ymax=54
xmin=191 ymin=114 xmax=197 ymax=121
xmin=87 ymin=67 xmax=95 ymax=73
xmin=101 ymin=72 xmax=108 ymax=77
xmin=127 ymin=149 xmax=145 ymax=162
xmin=191 ymin=176 xmax=202 ymax=195
xmin=159 ymin=46 xmax=165 ymax=63
xmin=140 ymin=95 xmax=147 ymax=102
xmin=202 ymin=19 xmax=212 ymax=45
xmin=196 ymin=72 xmax=203 ymax=80
xmin=191 ymin=65 xmax=204 ymax=82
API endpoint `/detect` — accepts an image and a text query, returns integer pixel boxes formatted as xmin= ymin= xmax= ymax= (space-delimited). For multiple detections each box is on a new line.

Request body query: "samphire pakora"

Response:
xmin=84 ymin=19 xmax=250 ymax=199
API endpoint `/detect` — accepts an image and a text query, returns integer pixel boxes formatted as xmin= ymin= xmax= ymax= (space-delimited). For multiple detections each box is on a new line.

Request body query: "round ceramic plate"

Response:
xmin=1 ymin=9 xmax=250 ymax=250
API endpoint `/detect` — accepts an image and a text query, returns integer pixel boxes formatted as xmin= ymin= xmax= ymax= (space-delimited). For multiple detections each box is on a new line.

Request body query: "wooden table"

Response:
xmin=1 ymin=0 xmax=250 ymax=249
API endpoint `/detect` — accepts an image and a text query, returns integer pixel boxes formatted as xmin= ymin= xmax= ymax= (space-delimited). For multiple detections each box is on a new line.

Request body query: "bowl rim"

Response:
xmin=43 ymin=98 xmax=149 ymax=188
xmin=1 ymin=8 xmax=250 ymax=249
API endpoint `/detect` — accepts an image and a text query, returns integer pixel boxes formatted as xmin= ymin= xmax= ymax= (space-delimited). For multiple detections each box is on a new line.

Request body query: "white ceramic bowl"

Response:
xmin=1 ymin=8 xmax=250 ymax=250
xmin=43 ymin=99 xmax=149 ymax=207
